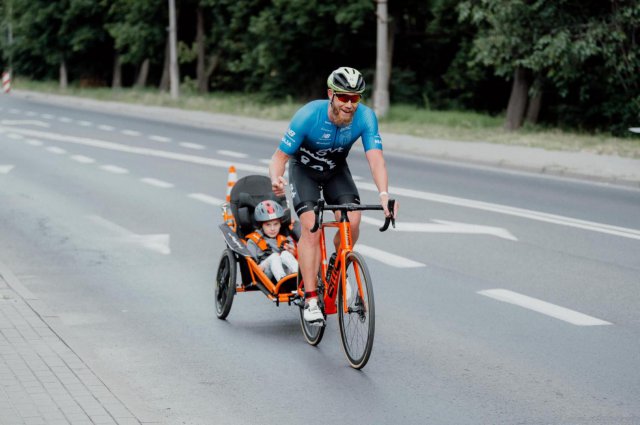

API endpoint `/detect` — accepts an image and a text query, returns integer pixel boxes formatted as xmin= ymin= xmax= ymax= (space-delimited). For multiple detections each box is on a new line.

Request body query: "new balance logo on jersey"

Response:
xmin=321 ymin=133 xmax=331 ymax=139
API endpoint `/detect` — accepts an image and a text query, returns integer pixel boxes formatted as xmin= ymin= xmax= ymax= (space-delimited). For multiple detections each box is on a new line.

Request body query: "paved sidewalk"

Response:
xmin=0 ymin=264 xmax=159 ymax=425
xmin=12 ymin=90 xmax=640 ymax=188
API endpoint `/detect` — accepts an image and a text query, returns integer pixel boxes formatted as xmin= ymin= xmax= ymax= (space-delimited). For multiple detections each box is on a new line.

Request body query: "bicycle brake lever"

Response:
xmin=379 ymin=199 xmax=396 ymax=232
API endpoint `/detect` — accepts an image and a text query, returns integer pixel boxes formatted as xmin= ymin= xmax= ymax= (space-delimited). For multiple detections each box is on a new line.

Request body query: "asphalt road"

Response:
xmin=1 ymin=95 xmax=639 ymax=425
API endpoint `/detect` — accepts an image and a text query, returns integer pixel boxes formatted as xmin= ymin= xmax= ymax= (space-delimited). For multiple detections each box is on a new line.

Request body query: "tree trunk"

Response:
xmin=504 ymin=67 xmax=529 ymax=131
xmin=525 ymin=78 xmax=543 ymax=125
xmin=373 ymin=0 xmax=390 ymax=119
xmin=59 ymin=60 xmax=68 ymax=90
xmin=112 ymin=53 xmax=122 ymax=89
xmin=196 ymin=6 xmax=208 ymax=93
xmin=159 ymin=36 xmax=170 ymax=91
xmin=135 ymin=59 xmax=150 ymax=87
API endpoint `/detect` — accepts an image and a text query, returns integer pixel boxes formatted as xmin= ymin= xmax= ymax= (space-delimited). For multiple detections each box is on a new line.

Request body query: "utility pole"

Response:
xmin=374 ymin=0 xmax=390 ymax=119
xmin=168 ymin=0 xmax=179 ymax=99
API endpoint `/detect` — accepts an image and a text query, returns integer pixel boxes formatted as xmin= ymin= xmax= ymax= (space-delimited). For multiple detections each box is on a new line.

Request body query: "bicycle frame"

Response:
xmin=299 ymin=199 xmax=396 ymax=315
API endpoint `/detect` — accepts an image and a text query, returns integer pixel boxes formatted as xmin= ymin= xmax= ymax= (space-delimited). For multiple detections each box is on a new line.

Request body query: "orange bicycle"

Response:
xmin=296 ymin=198 xmax=395 ymax=369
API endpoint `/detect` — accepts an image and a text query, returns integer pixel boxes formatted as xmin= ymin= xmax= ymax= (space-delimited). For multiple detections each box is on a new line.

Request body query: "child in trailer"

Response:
xmin=245 ymin=200 xmax=298 ymax=281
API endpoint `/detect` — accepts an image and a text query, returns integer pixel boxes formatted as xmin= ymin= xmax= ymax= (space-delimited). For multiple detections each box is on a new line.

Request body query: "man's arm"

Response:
xmin=365 ymin=149 xmax=398 ymax=217
xmin=270 ymin=149 xmax=290 ymax=197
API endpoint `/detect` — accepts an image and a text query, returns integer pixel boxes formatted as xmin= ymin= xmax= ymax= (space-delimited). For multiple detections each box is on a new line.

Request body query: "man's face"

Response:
xmin=328 ymin=89 xmax=360 ymax=126
xmin=261 ymin=219 xmax=281 ymax=238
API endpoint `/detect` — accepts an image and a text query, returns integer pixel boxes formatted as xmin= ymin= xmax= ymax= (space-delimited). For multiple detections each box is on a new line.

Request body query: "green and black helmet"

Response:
xmin=327 ymin=67 xmax=365 ymax=94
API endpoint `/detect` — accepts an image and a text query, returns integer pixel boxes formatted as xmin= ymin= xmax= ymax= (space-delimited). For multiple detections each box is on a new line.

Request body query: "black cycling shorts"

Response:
xmin=289 ymin=159 xmax=360 ymax=216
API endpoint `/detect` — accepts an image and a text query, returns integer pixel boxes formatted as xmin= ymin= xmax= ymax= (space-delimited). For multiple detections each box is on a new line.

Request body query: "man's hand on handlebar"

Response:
xmin=380 ymin=193 xmax=399 ymax=219
xmin=271 ymin=176 xmax=287 ymax=197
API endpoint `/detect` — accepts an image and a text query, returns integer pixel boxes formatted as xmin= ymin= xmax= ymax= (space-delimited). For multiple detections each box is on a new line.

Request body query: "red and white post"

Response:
xmin=2 ymin=71 xmax=11 ymax=93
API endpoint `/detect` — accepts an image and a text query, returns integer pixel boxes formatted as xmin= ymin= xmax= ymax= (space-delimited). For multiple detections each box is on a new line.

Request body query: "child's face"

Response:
xmin=261 ymin=219 xmax=281 ymax=238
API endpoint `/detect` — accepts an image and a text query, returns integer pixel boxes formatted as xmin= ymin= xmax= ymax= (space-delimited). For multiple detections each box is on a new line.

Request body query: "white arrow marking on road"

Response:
xmin=0 ymin=119 xmax=50 ymax=128
xmin=0 ymin=165 xmax=15 ymax=174
xmin=478 ymin=289 xmax=612 ymax=326
xmin=360 ymin=215 xmax=517 ymax=241
xmin=356 ymin=244 xmax=425 ymax=268
xmin=88 ymin=215 xmax=171 ymax=255
xmin=356 ymin=182 xmax=640 ymax=241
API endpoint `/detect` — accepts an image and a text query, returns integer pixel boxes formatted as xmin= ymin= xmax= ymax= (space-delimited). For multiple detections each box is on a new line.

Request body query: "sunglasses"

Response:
xmin=334 ymin=93 xmax=362 ymax=104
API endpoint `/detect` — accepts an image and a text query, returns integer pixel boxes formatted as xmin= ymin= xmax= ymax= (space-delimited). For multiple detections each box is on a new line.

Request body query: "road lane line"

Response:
xmin=356 ymin=244 xmax=425 ymax=268
xmin=356 ymin=181 xmax=640 ymax=241
xmin=0 ymin=127 xmax=267 ymax=174
xmin=188 ymin=193 xmax=224 ymax=205
xmin=149 ymin=135 xmax=171 ymax=143
xmin=179 ymin=142 xmax=205 ymax=150
xmin=122 ymin=129 xmax=141 ymax=136
xmin=7 ymin=125 xmax=638 ymax=241
xmin=25 ymin=139 xmax=43 ymax=146
xmin=59 ymin=117 xmax=73 ymax=123
xmin=478 ymin=289 xmax=612 ymax=326
xmin=100 ymin=165 xmax=129 ymax=174
xmin=41 ymin=114 xmax=55 ymax=120
xmin=98 ymin=125 xmax=115 ymax=131
xmin=70 ymin=155 xmax=96 ymax=164
xmin=78 ymin=120 xmax=93 ymax=127
xmin=0 ymin=165 xmax=14 ymax=174
xmin=217 ymin=150 xmax=248 ymax=158
xmin=140 ymin=178 xmax=174 ymax=188
xmin=7 ymin=133 xmax=23 ymax=139
xmin=46 ymin=147 xmax=66 ymax=154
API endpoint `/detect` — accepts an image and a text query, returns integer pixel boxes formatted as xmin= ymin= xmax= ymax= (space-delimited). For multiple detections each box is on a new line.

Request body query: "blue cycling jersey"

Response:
xmin=278 ymin=99 xmax=382 ymax=172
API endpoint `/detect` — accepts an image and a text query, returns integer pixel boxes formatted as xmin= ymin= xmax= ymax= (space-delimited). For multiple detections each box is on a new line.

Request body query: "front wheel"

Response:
xmin=215 ymin=249 xmax=237 ymax=320
xmin=298 ymin=271 xmax=325 ymax=346
xmin=338 ymin=251 xmax=375 ymax=369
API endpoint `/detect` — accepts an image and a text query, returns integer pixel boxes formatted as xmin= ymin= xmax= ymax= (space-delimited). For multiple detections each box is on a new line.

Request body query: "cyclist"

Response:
xmin=245 ymin=200 xmax=298 ymax=281
xmin=269 ymin=66 xmax=398 ymax=325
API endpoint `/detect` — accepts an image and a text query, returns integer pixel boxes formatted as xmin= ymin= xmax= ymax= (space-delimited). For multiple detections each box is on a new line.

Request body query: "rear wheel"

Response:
xmin=215 ymin=249 xmax=237 ymax=320
xmin=298 ymin=271 xmax=325 ymax=346
xmin=338 ymin=251 xmax=375 ymax=369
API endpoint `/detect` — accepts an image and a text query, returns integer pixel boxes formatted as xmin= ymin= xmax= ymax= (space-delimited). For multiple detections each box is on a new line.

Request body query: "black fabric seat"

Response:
xmin=229 ymin=175 xmax=291 ymax=239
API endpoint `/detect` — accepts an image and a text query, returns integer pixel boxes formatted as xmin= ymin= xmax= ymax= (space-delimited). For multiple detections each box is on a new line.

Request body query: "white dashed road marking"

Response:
xmin=98 ymin=125 xmax=115 ymax=131
xmin=100 ymin=165 xmax=129 ymax=174
xmin=59 ymin=117 xmax=73 ymax=123
xmin=141 ymin=178 xmax=174 ymax=188
xmin=71 ymin=155 xmax=96 ymax=164
xmin=0 ymin=165 xmax=14 ymax=174
xmin=188 ymin=193 xmax=224 ymax=206
xmin=25 ymin=139 xmax=43 ymax=146
xmin=179 ymin=142 xmax=205 ymax=150
xmin=478 ymin=289 xmax=612 ymax=326
xmin=41 ymin=114 xmax=55 ymax=120
xmin=46 ymin=147 xmax=66 ymax=154
xmin=149 ymin=135 xmax=171 ymax=143
xmin=78 ymin=121 xmax=93 ymax=127
xmin=122 ymin=130 xmax=141 ymax=136
xmin=217 ymin=150 xmax=248 ymax=158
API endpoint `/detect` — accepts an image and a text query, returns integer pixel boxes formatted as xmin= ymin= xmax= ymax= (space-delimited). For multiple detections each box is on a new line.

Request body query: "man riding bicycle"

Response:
xmin=269 ymin=66 xmax=398 ymax=324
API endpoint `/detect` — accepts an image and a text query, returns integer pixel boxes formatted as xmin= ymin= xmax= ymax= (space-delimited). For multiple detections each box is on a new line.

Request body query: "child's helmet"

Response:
xmin=254 ymin=200 xmax=285 ymax=222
